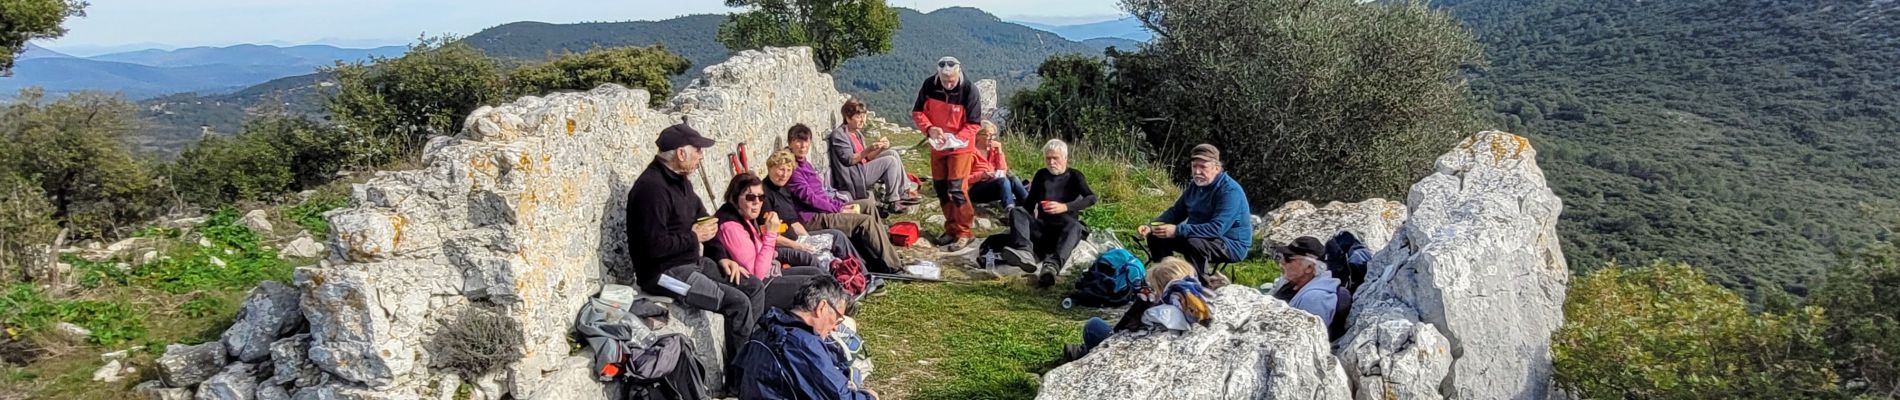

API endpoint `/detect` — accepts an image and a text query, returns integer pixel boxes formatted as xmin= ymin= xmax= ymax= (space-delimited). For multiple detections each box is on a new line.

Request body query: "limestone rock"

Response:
xmin=55 ymin=322 xmax=91 ymax=341
xmin=517 ymin=356 xmax=605 ymax=399
xmin=293 ymin=46 xmax=844 ymax=396
xmin=257 ymin=386 xmax=293 ymax=400
xmin=242 ymin=210 xmax=274 ymax=235
xmin=197 ymin=362 xmax=262 ymax=400
xmin=282 ymin=236 xmax=324 ymax=259
xmin=158 ymin=341 xmax=227 ymax=387
xmin=269 ymin=334 xmax=323 ymax=387
xmin=93 ymin=359 xmax=131 ymax=382
xmin=1038 ymin=286 xmax=1350 ymax=400
xmin=136 ymin=380 xmax=195 ymax=400
xmin=225 ymin=281 xmax=304 ymax=362
xmin=1337 ymin=131 xmax=1568 ymax=400
xmin=1262 ymin=199 xmax=1406 ymax=253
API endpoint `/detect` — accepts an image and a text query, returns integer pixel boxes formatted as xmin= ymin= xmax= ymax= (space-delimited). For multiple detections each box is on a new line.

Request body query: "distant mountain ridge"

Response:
xmin=1 ymin=44 xmax=405 ymax=100
xmin=1013 ymin=17 xmax=1153 ymax=42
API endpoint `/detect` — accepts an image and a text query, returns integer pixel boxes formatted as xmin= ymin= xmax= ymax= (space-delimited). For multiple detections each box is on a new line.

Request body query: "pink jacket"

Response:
xmin=718 ymin=220 xmax=779 ymax=278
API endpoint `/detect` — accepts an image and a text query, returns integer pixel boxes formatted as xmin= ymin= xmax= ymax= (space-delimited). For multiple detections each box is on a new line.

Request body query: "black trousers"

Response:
xmin=749 ymin=266 xmax=830 ymax=315
xmin=656 ymin=257 xmax=761 ymax=377
xmin=1005 ymin=207 xmax=1088 ymax=267
xmin=1145 ymin=235 xmax=1234 ymax=279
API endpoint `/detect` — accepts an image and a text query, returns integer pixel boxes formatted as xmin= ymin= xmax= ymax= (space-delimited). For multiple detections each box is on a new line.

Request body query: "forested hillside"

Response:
xmin=1441 ymin=0 xmax=1900 ymax=296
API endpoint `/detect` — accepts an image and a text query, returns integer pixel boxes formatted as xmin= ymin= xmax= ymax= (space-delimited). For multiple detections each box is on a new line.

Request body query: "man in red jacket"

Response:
xmin=913 ymin=56 xmax=984 ymax=251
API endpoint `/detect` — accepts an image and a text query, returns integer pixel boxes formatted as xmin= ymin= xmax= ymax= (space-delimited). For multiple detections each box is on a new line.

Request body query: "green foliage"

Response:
xmin=1006 ymin=54 xmax=1144 ymax=160
xmin=718 ymin=0 xmax=900 ymax=72
xmin=1436 ymin=0 xmax=1900 ymax=297
xmin=0 ymin=285 xmax=145 ymax=346
xmin=1553 ymin=263 xmax=1838 ymax=399
xmin=1813 ymin=236 xmax=1900 ymax=396
xmin=169 ymin=113 xmax=349 ymax=207
xmin=0 ymin=0 xmax=86 ymax=75
xmin=1110 ymin=0 xmax=1483 ymax=207
xmin=178 ymin=295 xmax=223 ymax=319
xmin=64 ymin=209 xmax=289 ymax=294
xmin=506 ymin=46 xmax=690 ymax=106
xmin=286 ymin=192 xmax=349 ymax=238
xmin=324 ymin=37 xmax=506 ymax=164
xmin=0 ymin=171 xmax=55 ymax=281
xmin=0 ymin=89 xmax=167 ymax=240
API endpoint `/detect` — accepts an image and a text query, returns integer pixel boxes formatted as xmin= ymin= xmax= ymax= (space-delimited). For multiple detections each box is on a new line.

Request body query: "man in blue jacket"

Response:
xmin=733 ymin=276 xmax=878 ymax=400
xmin=1137 ymin=144 xmax=1253 ymax=284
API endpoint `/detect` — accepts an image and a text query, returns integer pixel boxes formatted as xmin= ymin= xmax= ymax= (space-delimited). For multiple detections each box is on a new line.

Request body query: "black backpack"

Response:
xmin=1324 ymin=231 xmax=1373 ymax=293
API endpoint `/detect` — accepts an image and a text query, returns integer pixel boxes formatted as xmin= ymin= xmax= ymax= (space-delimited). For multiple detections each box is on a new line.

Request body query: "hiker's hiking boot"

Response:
xmin=1063 ymin=343 xmax=1088 ymax=362
xmin=1000 ymin=246 xmax=1036 ymax=272
xmin=940 ymin=237 xmax=975 ymax=254
xmin=1037 ymin=260 xmax=1059 ymax=288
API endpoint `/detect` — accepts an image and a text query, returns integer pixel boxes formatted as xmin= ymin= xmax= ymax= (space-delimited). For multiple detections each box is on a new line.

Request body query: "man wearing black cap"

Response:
xmin=1137 ymin=143 xmax=1253 ymax=284
xmin=1268 ymin=236 xmax=1349 ymax=341
xmin=625 ymin=123 xmax=761 ymax=376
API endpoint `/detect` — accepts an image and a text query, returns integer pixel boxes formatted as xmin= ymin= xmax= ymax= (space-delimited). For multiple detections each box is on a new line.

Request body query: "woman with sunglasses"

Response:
xmin=716 ymin=172 xmax=833 ymax=279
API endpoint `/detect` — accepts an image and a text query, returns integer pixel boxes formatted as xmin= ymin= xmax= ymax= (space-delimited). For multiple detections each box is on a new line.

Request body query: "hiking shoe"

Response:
xmin=1037 ymin=261 xmax=1059 ymax=288
xmin=1063 ymin=343 xmax=1088 ymax=362
xmin=940 ymin=237 xmax=974 ymax=252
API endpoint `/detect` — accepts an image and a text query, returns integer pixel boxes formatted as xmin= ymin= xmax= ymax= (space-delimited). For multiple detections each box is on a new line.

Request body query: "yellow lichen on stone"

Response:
xmin=390 ymin=214 xmax=406 ymax=247
xmin=565 ymin=119 xmax=576 ymax=136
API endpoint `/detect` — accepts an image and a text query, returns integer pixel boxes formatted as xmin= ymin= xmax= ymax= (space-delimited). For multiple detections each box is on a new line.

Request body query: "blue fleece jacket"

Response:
xmin=1155 ymin=172 xmax=1253 ymax=261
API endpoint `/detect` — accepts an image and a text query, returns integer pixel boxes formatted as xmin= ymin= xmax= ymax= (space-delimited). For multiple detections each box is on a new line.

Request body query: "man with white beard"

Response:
xmin=1136 ymin=144 xmax=1253 ymax=287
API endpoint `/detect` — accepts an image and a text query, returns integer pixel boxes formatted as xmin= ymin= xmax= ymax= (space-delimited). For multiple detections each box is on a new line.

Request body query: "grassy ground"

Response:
xmin=855 ymin=130 xmax=1284 ymax=399
xmin=0 ymin=182 xmax=352 ymax=400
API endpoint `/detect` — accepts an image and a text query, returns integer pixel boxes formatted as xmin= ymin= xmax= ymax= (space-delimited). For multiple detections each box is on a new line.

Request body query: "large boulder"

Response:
xmin=1262 ymin=199 xmax=1407 ymax=252
xmin=158 ymin=341 xmax=228 ymax=388
xmin=1037 ymin=286 xmax=1351 ymax=400
xmin=197 ymin=362 xmax=262 ymax=400
xmin=296 ymin=46 xmax=850 ymax=397
xmin=224 ymin=281 xmax=304 ymax=362
xmin=1336 ymin=131 xmax=1569 ymax=400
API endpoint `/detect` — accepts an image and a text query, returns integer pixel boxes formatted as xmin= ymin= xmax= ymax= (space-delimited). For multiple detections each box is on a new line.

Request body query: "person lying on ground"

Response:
xmin=828 ymin=96 xmax=919 ymax=214
xmin=1065 ymin=257 xmax=1214 ymax=360
xmin=1266 ymin=236 xmax=1350 ymax=341
xmin=966 ymin=121 xmax=1028 ymax=210
xmin=623 ymin=123 xmax=761 ymax=389
xmin=983 ymin=138 xmax=1095 ymax=288
xmin=765 ymin=150 xmax=905 ymax=274
xmin=1136 ymin=143 xmax=1253 ymax=286
xmin=735 ymin=276 xmax=879 ymax=400
xmin=913 ymin=56 xmax=982 ymax=251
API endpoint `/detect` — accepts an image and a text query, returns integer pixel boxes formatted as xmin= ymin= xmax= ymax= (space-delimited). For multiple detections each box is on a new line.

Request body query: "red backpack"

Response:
xmin=830 ymin=255 xmax=868 ymax=295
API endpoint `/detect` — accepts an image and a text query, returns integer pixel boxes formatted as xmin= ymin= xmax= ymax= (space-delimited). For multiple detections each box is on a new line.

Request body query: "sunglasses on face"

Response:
xmin=743 ymin=193 xmax=764 ymax=202
xmin=939 ymin=61 xmax=958 ymax=68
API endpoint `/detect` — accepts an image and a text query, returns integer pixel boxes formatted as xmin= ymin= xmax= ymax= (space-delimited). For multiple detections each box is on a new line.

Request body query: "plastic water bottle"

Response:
xmin=1060 ymin=298 xmax=1075 ymax=309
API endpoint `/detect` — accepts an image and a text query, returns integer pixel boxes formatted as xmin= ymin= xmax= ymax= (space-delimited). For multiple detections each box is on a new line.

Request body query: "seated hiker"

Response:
xmin=789 ymin=123 xmax=879 ymax=212
xmin=623 ymin=123 xmax=761 ymax=384
xmin=715 ymin=172 xmax=834 ymax=278
xmin=1065 ymin=257 xmax=1213 ymax=360
xmin=1136 ymin=143 xmax=1253 ymax=286
xmin=966 ymin=121 xmax=1028 ymax=209
xmin=828 ymin=97 xmax=919 ymax=214
xmin=985 ymin=139 xmax=1096 ymax=288
xmin=735 ymin=276 xmax=880 ymax=400
xmin=765 ymin=150 xmax=905 ymax=274
xmin=1267 ymin=236 xmax=1350 ymax=341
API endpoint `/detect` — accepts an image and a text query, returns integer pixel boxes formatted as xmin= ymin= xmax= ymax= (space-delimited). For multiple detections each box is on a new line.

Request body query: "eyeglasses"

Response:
xmin=822 ymin=301 xmax=844 ymax=319
xmin=743 ymin=193 xmax=764 ymax=202
xmin=939 ymin=61 xmax=958 ymax=68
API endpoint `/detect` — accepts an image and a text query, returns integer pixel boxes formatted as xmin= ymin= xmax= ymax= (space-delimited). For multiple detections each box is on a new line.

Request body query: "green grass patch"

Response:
xmin=74 ymin=208 xmax=292 ymax=294
xmin=857 ymin=280 xmax=1099 ymax=400
xmin=0 ymin=285 xmax=146 ymax=346
xmin=286 ymin=190 xmax=350 ymax=237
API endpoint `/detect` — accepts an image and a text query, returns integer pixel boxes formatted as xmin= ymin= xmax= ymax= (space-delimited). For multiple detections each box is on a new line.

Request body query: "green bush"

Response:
xmin=0 ymin=89 xmax=167 ymax=240
xmin=1813 ymin=237 xmax=1900 ymax=396
xmin=717 ymin=0 xmax=900 ymax=72
xmin=507 ymin=46 xmax=690 ymax=106
xmin=0 ymin=171 xmax=56 ymax=282
xmin=1114 ymin=0 xmax=1483 ymax=206
xmin=1007 ymin=54 xmax=1145 ymax=161
xmin=171 ymin=133 xmax=296 ymax=207
xmin=286 ymin=193 xmax=350 ymax=238
xmin=1553 ymin=263 xmax=1839 ymax=399
xmin=325 ymin=37 xmax=507 ymax=164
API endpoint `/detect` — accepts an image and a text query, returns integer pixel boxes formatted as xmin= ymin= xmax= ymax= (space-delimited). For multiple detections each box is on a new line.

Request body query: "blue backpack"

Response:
xmin=1068 ymin=248 xmax=1148 ymax=307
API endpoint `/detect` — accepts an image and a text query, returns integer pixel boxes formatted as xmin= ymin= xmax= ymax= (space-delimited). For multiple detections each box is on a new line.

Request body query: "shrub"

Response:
xmin=430 ymin=307 xmax=524 ymax=379
xmin=324 ymin=37 xmax=506 ymax=164
xmin=1553 ymin=262 xmax=1838 ymax=399
xmin=1813 ymin=237 xmax=1900 ymax=396
xmin=0 ymin=172 xmax=56 ymax=282
xmin=286 ymin=192 xmax=350 ymax=238
xmin=0 ymin=285 xmax=145 ymax=346
xmin=507 ymin=46 xmax=690 ymax=106
xmin=1007 ymin=54 xmax=1145 ymax=160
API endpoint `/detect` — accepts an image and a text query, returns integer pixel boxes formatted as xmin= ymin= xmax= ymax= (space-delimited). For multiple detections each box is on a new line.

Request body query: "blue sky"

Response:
xmin=44 ymin=0 xmax=1127 ymax=55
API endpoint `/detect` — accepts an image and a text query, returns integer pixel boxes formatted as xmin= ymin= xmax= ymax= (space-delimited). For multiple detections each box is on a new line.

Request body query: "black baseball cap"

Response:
xmin=656 ymin=123 xmax=715 ymax=152
xmin=1274 ymin=236 xmax=1326 ymax=259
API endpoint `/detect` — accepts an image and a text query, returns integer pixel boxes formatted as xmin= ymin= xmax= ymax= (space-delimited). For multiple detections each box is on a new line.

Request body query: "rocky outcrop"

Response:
xmin=1336 ymin=131 xmax=1569 ymax=400
xmin=283 ymin=46 xmax=853 ymax=398
xmin=158 ymin=341 xmax=227 ymax=388
xmin=223 ymin=281 xmax=303 ymax=363
xmin=1262 ymin=199 xmax=1407 ymax=252
xmin=1037 ymin=286 xmax=1351 ymax=400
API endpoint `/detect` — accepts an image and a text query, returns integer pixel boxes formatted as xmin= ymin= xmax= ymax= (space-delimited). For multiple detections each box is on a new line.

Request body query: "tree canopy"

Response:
xmin=717 ymin=0 xmax=900 ymax=72
xmin=0 ymin=0 xmax=86 ymax=75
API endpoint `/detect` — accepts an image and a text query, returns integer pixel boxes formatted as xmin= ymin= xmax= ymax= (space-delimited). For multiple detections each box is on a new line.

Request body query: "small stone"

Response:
xmin=55 ymin=322 xmax=91 ymax=341
xmin=925 ymin=215 xmax=946 ymax=225
xmin=195 ymin=362 xmax=259 ymax=400
xmin=157 ymin=341 xmax=227 ymax=387
xmin=108 ymin=237 xmax=141 ymax=253
xmin=198 ymin=237 xmax=214 ymax=248
xmin=134 ymin=380 xmax=194 ymax=400
xmin=269 ymin=334 xmax=321 ymax=387
xmin=102 ymin=349 xmax=131 ymax=362
xmin=256 ymin=386 xmax=291 ymax=400
xmin=1138 ymin=187 xmax=1165 ymax=197
xmin=92 ymin=360 xmax=126 ymax=382
xmin=975 ymin=218 xmax=995 ymax=231
xmin=240 ymin=210 xmax=274 ymax=235
xmin=210 ymin=256 xmax=227 ymax=268
xmin=280 ymin=236 xmax=323 ymax=259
